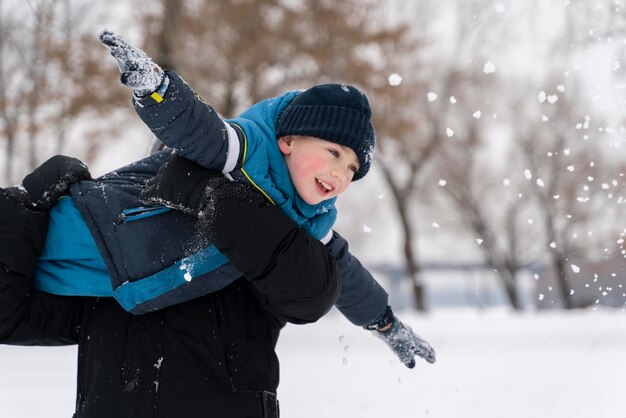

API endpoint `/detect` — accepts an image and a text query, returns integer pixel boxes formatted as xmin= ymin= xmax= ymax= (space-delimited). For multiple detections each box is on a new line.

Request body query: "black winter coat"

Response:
xmin=0 ymin=180 xmax=341 ymax=418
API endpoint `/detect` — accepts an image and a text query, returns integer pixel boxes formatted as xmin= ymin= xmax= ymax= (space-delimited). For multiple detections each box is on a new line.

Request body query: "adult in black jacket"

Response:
xmin=0 ymin=156 xmax=340 ymax=418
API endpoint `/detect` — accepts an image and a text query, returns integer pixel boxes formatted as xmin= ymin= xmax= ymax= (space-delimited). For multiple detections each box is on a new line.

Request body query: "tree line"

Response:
xmin=2 ymin=0 xmax=625 ymax=311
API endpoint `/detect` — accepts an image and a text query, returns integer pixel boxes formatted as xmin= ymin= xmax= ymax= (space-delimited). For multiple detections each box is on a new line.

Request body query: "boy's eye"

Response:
xmin=328 ymin=149 xmax=340 ymax=158
xmin=349 ymin=165 xmax=358 ymax=174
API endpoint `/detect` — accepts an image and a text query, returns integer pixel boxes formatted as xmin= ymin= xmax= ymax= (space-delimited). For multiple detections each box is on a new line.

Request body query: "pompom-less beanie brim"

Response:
xmin=275 ymin=84 xmax=375 ymax=181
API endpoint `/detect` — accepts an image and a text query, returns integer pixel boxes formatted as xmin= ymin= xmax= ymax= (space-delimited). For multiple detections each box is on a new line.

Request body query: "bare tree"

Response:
xmin=136 ymin=0 xmax=430 ymax=307
xmin=365 ymin=0 xmax=520 ymax=309
xmin=0 ymin=0 xmax=130 ymax=183
xmin=0 ymin=0 xmax=19 ymax=182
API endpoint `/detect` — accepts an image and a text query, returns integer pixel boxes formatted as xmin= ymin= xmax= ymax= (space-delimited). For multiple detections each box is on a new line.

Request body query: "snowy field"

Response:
xmin=0 ymin=307 xmax=624 ymax=418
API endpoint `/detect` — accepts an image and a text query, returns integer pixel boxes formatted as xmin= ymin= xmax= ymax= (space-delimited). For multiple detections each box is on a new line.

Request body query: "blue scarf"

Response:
xmin=227 ymin=91 xmax=337 ymax=240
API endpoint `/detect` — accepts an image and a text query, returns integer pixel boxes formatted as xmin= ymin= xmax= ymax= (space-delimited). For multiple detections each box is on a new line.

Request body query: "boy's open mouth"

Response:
xmin=316 ymin=178 xmax=334 ymax=195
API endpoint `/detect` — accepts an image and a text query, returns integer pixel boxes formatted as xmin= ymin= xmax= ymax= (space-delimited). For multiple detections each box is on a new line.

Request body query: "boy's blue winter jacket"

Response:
xmin=34 ymin=71 xmax=388 ymax=325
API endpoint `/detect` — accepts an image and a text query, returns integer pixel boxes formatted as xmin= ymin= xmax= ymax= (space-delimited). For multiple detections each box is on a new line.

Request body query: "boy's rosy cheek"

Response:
xmin=298 ymin=157 xmax=326 ymax=174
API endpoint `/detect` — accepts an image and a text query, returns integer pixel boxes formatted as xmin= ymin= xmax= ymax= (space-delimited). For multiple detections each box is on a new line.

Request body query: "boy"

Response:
xmin=10 ymin=31 xmax=435 ymax=368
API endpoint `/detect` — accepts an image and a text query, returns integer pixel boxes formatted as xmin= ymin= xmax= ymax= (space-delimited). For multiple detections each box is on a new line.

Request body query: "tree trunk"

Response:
xmin=497 ymin=267 xmax=521 ymax=310
xmin=397 ymin=198 xmax=426 ymax=311
xmin=543 ymin=211 xmax=574 ymax=309
xmin=551 ymin=255 xmax=574 ymax=309
xmin=156 ymin=0 xmax=183 ymax=70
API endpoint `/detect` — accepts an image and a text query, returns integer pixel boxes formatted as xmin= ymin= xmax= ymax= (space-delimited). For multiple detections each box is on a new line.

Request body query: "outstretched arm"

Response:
xmin=326 ymin=231 xmax=436 ymax=367
xmin=99 ymin=30 xmax=242 ymax=173
xmin=141 ymin=156 xmax=436 ymax=364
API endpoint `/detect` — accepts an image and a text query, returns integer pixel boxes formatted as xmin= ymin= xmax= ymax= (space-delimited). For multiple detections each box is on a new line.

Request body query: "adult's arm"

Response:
xmin=0 ymin=162 xmax=88 ymax=346
xmin=0 ymin=275 xmax=83 ymax=346
xmin=200 ymin=178 xmax=341 ymax=325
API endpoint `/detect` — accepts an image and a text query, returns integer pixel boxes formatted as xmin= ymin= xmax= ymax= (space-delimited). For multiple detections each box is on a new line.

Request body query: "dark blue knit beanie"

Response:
xmin=276 ymin=83 xmax=375 ymax=181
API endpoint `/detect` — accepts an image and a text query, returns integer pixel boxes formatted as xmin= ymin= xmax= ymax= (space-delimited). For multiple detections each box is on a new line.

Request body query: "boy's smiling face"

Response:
xmin=278 ymin=135 xmax=360 ymax=205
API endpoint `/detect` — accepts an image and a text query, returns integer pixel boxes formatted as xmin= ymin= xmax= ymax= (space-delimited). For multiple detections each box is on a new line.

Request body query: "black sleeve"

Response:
xmin=0 ymin=270 xmax=83 ymax=346
xmin=0 ymin=191 xmax=83 ymax=346
xmin=205 ymin=180 xmax=342 ymax=325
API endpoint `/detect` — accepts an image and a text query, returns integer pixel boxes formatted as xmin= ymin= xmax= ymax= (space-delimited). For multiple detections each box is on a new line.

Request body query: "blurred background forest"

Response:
xmin=2 ymin=0 xmax=626 ymax=312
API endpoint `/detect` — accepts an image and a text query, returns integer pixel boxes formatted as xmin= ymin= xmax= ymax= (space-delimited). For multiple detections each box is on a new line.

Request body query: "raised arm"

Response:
xmin=99 ymin=30 xmax=242 ymax=173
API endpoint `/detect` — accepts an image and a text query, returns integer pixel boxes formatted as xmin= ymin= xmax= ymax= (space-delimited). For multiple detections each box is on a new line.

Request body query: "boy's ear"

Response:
xmin=277 ymin=137 xmax=293 ymax=155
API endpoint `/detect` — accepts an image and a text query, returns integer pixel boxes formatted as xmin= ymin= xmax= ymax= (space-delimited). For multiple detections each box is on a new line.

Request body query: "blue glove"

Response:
xmin=366 ymin=306 xmax=436 ymax=368
xmin=98 ymin=29 xmax=165 ymax=97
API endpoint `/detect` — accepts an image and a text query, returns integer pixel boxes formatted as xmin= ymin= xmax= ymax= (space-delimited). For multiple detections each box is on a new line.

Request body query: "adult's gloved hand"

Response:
xmin=366 ymin=306 xmax=436 ymax=368
xmin=139 ymin=154 xmax=226 ymax=216
xmin=0 ymin=155 xmax=89 ymax=274
xmin=140 ymin=153 xmax=269 ymax=243
xmin=98 ymin=29 xmax=165 ymax=97
xmin=4 ymin=155 xmax=91 ymax=210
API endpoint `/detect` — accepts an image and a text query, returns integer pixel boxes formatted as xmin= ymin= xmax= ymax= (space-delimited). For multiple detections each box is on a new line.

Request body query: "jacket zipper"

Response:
xmin=118 ymin=206 xmax=172 ymax=223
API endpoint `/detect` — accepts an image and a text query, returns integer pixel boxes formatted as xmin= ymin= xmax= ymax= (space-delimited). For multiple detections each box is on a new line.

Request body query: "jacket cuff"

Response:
xmin=133 ymin=69 xmax=179 ymax=109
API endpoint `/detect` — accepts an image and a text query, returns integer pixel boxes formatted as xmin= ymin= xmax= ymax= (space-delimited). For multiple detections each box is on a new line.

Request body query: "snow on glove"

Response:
xmin=14 ymin=155 xmax=91 ymax=210
xmin=98 ymin=29 xmax=165 ymax=97
xmin=139 ymin=154 xmax=224 ymax=216
xmin=366 ymin=306 xmax=436 ymax=368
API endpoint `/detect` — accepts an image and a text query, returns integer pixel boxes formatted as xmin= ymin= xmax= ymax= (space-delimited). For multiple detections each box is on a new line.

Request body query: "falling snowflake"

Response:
xmin=483 ymin=62 xmax=496 ymax=74
xmin=538 ymin=91 xmax=546 ymax=103
xmin=524 ymin=169 xmax=532 ymax=180
xmin=427 ymin=92 xmax=438 ymax=102
xmin=388 ymin=73 xmax=402 ymax=86
xmin=571 ymin=264 xmax=581 ymax=273
xmin=473 ymin=110 xmax=482 ymax=119
xmin=446 ymin=128 xmax=455 ymax=137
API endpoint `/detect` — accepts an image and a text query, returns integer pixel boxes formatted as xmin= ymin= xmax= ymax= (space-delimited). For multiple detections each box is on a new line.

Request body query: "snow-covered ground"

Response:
xmin=0 ymin=307 xmax=624 ymax=418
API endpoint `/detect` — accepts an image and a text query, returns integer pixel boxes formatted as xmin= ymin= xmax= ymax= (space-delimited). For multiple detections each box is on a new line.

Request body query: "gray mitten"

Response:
xmin=98 ymin=29 xmax=165 ymax=96
xmin=366 ymin=306 xmax=436 ymax=368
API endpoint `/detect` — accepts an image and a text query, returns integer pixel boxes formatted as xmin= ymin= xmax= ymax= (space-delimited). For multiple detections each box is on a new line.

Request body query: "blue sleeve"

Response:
xmin=132 ymin=70 xmax=243 ymax=172
xmin=325 ymin=231 xmax=389 ymax=326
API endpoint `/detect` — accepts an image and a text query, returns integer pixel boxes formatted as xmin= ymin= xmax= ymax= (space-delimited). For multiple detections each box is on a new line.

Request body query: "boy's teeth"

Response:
xmin=317 ymin=179 xmax=332 ymax=191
